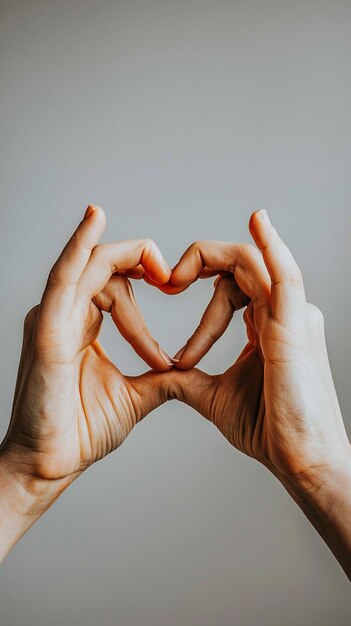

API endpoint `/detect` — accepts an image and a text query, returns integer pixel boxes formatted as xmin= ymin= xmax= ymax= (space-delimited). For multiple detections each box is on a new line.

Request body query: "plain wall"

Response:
xmin=1 ymin=1 xmax=351 ymax=624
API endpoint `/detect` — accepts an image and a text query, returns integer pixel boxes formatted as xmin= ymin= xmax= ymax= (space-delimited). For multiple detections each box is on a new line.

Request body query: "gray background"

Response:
xmin=1 ymin=0 xmax=351 ymax=624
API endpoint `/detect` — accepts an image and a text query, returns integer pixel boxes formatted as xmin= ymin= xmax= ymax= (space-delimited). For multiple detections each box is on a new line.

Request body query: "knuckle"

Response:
xmin=238 ymin=242 xmax=256 ymax=255
xmin=189 ymin=240 xmax=203 ymax=252
xmin=234 ymin=243 xmax=259 ymax=269
xmin=141 ymin=239 xmax=158 ymax=265
xmin=143 ymin=238 xmax=156 ymax=251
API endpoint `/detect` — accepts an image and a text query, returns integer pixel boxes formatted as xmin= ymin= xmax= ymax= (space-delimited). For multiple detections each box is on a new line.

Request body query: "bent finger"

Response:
xmin=174 ymin=274 xmax=249 ymax=369
xmin=77 ymin=238 xmax=171 ymax=303
xmin=94 ymin=276 xmax=173 ymax=371
xmin=170 ymin=240 xmax=271 ymax=306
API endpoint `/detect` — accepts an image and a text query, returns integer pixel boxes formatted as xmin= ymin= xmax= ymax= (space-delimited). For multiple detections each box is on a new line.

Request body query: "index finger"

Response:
xmin=170 ymin=240 xmax=271 ymax=306
xmin=76 ymin=238 xmax=172 ymax=302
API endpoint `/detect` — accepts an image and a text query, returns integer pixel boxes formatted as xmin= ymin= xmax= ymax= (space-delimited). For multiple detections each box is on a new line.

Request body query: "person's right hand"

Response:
xmin=0 ymin=205 xmax=174 ymax=517
xmin=157 ymin=210 xmax=351 ymax=578
xmin=162 ymin=211 xmax=351 ymax=489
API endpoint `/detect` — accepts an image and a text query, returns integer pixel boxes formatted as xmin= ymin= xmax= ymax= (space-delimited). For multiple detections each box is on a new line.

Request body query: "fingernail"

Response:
xmin=258 ymin=209 xmax=271 ymax=225
xmin=84 ymin=205 xmax=96 ymax=219
xmin=171 ymin=358 xmax=180 ymax=363
xmin=173 ymin=345 xmax=186 ymax=361
xmin=159 ymin=347 xmax=173 ymax=366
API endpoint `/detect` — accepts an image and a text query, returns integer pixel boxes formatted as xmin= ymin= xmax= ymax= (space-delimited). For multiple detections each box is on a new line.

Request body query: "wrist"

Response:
xmin=0 ymin=446 xmax=75 ymax=562
xmin=0 ymin=454 xmax=42 ymax=562
xmin=276 ymin=447 xmax=351 ymax=578
xmin=284 ymin=447 xmax=351 ymax=504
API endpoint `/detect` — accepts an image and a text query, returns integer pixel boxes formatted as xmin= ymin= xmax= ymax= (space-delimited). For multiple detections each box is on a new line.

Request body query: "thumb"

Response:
xmin=127 ymin=368 xmax=216 ymax=420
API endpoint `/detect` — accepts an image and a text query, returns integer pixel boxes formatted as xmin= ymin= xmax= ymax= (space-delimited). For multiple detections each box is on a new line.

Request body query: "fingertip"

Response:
xmin=172 ymin=345 xmax=198 ymax=370
xmin=84 ymin=204 xmax=106 ymax=227
xmin=79 ymin=205 xmax=106 ymax=249
xmin=153 ymin=259 xmax=172 ymax=285
xmin=173 ymin=355 xmax=196 ymax=370
xmin=169 ymin=265 xmax=184 ymax=286
xmin=142 ymin=274 xmax=162 ymax=288
xmin=142 ymin=343 xmax=174 ymax=372
xmin=173 ymin=345 xmax=186 ymax=361
xmin=158 ymin=346 xmax=174 ymax=368
xmin=140 ymin=241 xmax=172 ymax=285
xmin=165 ymin=282 xmax=189 ymax=294
xmin=258 ymin=209 xmax=271 ymax=226
xmin=170 ymin=273 xmax=194 ymax=291
xmin=143 ymin=274 xmax=185 ymax=294
xmin=84 ymin=204 xmax=96 ymax=219
xmin=249 ymin=209 xmax=271 ymax=250
xmin=151 ymin=361 xmax=174 ymax=372
xmin=249 ymin=208 xmax=265 ymax=231
xmin=169 ymin=260 xmax=191 ymax=287
xmin=153 ymin=267 xmax=172 ymax=286
xmin=248 ymin=210 xmax=258 ymax=234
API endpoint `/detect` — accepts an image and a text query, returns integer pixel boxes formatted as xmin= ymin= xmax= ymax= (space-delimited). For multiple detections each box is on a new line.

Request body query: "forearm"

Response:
xmin=278 ymin=450 xmax=351 ymax=580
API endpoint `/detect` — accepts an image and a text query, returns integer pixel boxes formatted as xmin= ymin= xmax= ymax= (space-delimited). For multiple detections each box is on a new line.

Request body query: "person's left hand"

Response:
xmin=0 ymin=206 xmax=175 ymax=515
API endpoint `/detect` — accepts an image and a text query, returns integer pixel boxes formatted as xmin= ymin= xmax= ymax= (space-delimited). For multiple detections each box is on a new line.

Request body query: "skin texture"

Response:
xmin=1 ymin=206 xmax=351 ymax=579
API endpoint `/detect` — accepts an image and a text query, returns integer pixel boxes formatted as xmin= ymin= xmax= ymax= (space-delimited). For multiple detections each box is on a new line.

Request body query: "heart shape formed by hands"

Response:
xmin=3 ymin=204 xmax=349 ymax=574
xmin=79 ymin=213 xmax=274 ymax=471
xmin=98 ymin=237 xmax=266 ymax=374
xmin=89 ymin=207 xmax=324 ymax=483
xmin=8 ymin=203 xmax=334 ymax=506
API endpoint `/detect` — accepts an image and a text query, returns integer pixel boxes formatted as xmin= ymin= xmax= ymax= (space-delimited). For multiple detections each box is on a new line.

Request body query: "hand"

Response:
xmin=0 ymin=205 xmax=175 ymax=554
xmin=161 ymin=210 xmax=350 ymax=486
xmin=155 ymin=210 xmax=351 ymax=577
